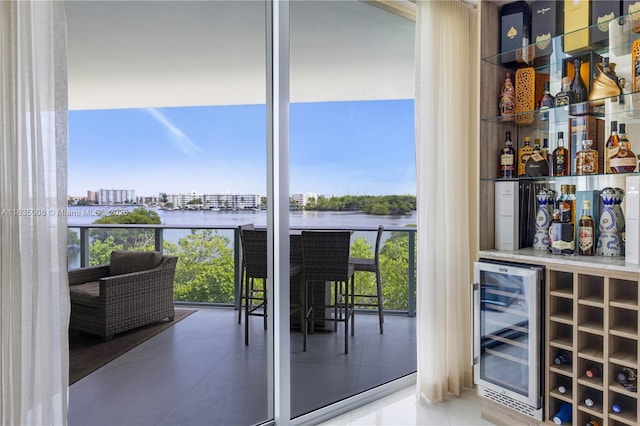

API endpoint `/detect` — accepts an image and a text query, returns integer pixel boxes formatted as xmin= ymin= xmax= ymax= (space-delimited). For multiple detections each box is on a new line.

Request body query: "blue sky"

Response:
xmin=68 ymin=99 xmax=416 ymax=197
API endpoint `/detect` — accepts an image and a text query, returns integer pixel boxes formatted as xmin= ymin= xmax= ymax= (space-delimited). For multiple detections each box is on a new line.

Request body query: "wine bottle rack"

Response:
xmin=545 ymin=265 xmax=640 ymax=426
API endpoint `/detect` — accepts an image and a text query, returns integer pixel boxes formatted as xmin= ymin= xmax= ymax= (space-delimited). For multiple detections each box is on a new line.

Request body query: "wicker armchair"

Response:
xmin=68 ymin=251 xmax=178 ymax=341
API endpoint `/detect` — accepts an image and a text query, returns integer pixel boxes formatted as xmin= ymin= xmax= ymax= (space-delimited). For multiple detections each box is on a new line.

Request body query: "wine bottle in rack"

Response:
xmin=585 ymin=420 xmax=601 ymax=426
xmin=616 ymin=367 xmax=638 ymax=392
xmin=552 ymin=402 xmax=572 ymax=424
xmin=554 ymin=351 xmax=571 ymax=365
xmin=585 ymin=366 xmax=601 ymax=378
xmin=557 ymin=385 xmax=568 ymax=394
xmin=612 ymin=402 xmax=622 ymax=413
xmin=584 ymin=394 xmax=598 ymax=407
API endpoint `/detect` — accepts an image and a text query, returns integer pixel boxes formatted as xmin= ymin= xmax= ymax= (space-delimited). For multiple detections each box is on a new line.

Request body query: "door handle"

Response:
xmin=471 ymin=282 xmax=480 ymax=366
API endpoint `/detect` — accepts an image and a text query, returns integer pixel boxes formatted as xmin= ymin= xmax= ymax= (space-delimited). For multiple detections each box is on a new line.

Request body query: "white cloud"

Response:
xmin=145 ymin=108 xmax=202 ymax=156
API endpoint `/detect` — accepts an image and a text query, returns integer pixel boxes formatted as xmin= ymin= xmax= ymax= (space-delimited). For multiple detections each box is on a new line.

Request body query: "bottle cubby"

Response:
xmin=548 ymin=397 xmax=572 ymax=425
xmin=578 ymin=305 xmax=604 ymax=336
xmin=550 ymin=296 xmax=574 ymax=324
xmin=610 ymin=278 xmax=639 ymax=310
xmin=550 ymin=373 xmax=573 ymax=402
xmin=578 ymin=357 xmax=604 ymax=388
xmin=610 ymin=307 xmax=639 ymax=339
xmin=578 ymin=333 xmax=604 ymax=362
xmin=608 ymin=362 xmax=639 ymax=399
xmin=578 ymin=385 xmax=604 ymax=416
xmin=609 ymin=392 xmax=638 ymax=425
xmin=578 ymin=411 xmax=603 ymax=426
xmin=550 ymin=322 xmax=574 ymax=350
xmin=610 ymin=335 xmax=638 ymax=368
xmin=549 ymin=270 xmax=574 ymax=297
xmin=577 ymin=275 xmax=605 ymax=306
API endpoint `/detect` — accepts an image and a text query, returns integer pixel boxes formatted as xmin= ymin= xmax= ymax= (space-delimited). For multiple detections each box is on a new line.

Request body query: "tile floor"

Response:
xmin=68 ymin=306 xmax=417 ymax=425
xmin=318 ymin=385 xmax=494 ymax=426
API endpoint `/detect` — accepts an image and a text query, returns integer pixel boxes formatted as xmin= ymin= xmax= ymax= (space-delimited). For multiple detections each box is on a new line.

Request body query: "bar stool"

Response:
xmin=237 ymin=223 xmax=254 ymax=325
xmin=240 ymin=228 xmax=267 ymax=345
xmin=349 ymin=225 xmax=384 ymax=334
xmin=302 ymin=231 xmax=355 ymax=354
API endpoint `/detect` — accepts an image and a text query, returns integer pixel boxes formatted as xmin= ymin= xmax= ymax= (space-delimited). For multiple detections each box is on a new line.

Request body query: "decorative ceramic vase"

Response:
xmin=614 ymin=187 xmax=626 ymax=254
xmin=533 ymin=189 xmax=553 ymax=250
xmin=596 ymin=187 xmax=621 ymax=256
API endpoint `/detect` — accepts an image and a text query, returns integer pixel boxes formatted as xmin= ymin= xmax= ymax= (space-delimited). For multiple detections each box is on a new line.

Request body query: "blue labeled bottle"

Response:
xmin=553 ymin=402 xmax=572 ymax=424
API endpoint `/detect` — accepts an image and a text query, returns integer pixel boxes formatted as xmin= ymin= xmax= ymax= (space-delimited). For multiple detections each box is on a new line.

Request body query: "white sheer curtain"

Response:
xmin=415 ymin=0 xmax=478 ymax=403
xmin=1 ymin=1 xmax=69 ymax=424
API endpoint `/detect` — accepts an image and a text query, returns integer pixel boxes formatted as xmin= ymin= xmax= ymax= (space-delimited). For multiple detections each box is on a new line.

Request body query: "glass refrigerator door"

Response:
xmin=473 ymin=262 xmax=540 ymax=407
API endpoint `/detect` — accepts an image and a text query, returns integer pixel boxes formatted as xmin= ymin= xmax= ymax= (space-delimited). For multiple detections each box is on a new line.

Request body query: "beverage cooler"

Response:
xmin=472 ymin=260 xmax=545 ymax=420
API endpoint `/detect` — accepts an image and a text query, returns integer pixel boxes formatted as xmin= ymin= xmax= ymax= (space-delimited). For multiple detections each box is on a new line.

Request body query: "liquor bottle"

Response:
xmin=538 ymin=81 xmax=555 ymax=121
xmin=576 ymin=140 xmax=598 ymax=175
xmin=552 ymin=402 xmax=572 ymax=424
xmin=499 ymin=72 xmax=516 ymax=121
xmin=554 ymin=351 xmax=571 ymax=365
xmin=610 ymin=123 xmax=637 ymax=173
xmin=553 ymin=132 xmax=569 ymax=176
xmin=555 ymin=76 xmax=576 ymax=107
xmin=518 ymin=136 xmax=533 ymax=177
xmin=605 ymin=121 xmax=620 ymax=174
xmin=578 ymin=200 xmax=595 ymax=256
xmin=558 ymin=185 xmax=576 ymax=225
xmin=549 ymin=208 xmax=561 ymax=253
xmin=525 ymin=139 xmax=550 ymax=176
xmin=585 ymin=366 xmax=601 ymax=378
xmin=499 ymin=131 xmax=516 ymax=178
xmin=571 ymin=58 xmax=588 ymax=103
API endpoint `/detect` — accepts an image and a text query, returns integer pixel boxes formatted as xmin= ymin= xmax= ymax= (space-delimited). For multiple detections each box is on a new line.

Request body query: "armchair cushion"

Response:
xmin=69 ymin=281 xmax=100 ymax=308
xmin=109 ymin=250 xmax=163 ymax=276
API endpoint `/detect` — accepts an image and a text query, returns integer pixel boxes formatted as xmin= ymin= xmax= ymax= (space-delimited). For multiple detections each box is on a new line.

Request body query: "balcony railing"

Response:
xmin=67 ymin=224 xmax=416 ymax=316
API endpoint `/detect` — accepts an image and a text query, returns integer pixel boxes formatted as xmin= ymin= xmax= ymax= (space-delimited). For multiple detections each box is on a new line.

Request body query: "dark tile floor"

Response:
xmin=68 ymin=307 xmax=416 ymax=426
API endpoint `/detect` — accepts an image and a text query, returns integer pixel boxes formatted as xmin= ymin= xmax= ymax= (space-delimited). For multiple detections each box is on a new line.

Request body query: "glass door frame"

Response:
xmin=267 ymin=1 xmax=416 ymax=424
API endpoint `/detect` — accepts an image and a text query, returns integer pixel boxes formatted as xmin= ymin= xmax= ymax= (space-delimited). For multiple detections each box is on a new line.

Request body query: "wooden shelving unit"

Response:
xmin=477 ymin=3 xmax=640 ymax=425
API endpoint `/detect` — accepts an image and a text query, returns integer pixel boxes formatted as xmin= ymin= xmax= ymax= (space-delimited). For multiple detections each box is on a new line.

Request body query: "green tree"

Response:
xmin=90 ymin=207 xmax=160 ymax=249
xmin=68 ymin=229 xmax=80 ymax=246
xmin=89 ymin=235 xmax=124 ymax=265
xmin=379 ymin=229 xmax=415 ymax=310
xmin=186 ymin=198 xmax=202 ymax=205
xmin=164 ymin=230 xmax=235 ymax=303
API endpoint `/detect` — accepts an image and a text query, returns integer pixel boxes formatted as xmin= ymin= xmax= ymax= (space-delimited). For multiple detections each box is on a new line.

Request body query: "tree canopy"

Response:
xmin=303 ymin=195 xmax=415 ymax=215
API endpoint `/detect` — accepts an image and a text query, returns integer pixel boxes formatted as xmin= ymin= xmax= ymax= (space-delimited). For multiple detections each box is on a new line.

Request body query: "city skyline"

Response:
xmin=68 ymin=99 xmax=416 ymax=197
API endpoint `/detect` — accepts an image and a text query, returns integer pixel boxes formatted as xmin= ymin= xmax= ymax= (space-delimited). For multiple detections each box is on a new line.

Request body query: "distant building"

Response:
xmin=163 ymin=192 xmax=261 ymax=209
xmin=86 ymin=191 xmax=98 ymax=203
xmin=291 ymin=193 xmax=319 ymax=207
xmin=98 ymin=188 xmax=135 ymax=205
xmin=166 ymin=192 xmax=202 ymax=209
xmin=136 ymin=195 xmax=160 ymax=205
xmin=202 ymin=194 xmax=261 ymax=210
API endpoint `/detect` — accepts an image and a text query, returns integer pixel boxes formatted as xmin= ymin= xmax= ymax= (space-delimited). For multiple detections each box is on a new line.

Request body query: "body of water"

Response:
xmin=66 ymin=206 xmax=416 ymax=228
xmin=66 ymin=206 xmax=416 ymax=269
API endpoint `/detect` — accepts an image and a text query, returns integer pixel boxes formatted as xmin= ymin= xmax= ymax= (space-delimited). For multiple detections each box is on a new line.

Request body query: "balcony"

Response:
xmin=67 ymin=223 xmax=417 ymax=423
xmin=67 ymin=224 xmax=417 ymax=315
